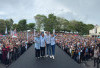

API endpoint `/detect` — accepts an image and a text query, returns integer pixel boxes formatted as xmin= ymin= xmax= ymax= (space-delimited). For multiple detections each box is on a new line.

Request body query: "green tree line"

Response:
xmin=35 ymin=14 xmax=94 ymax=35
xmin=0 ymin=19 xmax=35 ymax=34
xmin=0 ymin=14 xmax=94 ymax=35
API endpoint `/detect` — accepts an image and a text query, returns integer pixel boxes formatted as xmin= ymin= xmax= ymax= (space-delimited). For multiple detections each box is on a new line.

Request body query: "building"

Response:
xmin=89 ymin=25 xmax=100 ymax=37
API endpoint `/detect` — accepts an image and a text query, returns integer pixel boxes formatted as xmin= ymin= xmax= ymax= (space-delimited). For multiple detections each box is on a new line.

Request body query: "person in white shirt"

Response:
xmin=40 ymin=32 xmax=46 ymax=57
xmin=94 ymin=47 xmax=99 ymax=67
xmin=50 ymin=34 xmax=56 ymax=59
xmin=45 ymin=32 xmax=51 ymax=57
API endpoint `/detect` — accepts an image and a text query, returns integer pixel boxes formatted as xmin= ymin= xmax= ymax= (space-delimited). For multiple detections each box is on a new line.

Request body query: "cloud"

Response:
xmin=55 ymin=0 xmax=100 ymax=25
xmin=0 ymin=11 xmax=6 ymax=15
xmin=0 ymin=0 xmax=99 ymax=25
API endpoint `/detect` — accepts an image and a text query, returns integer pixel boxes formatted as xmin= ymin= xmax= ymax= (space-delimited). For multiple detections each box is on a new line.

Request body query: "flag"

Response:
xmin=5 ymin=25 xmax=7 ymax=34
xmin=27 ymin=31 xmax=28 ymax=40
xmin=10 ymin=29 xmax=13 ymax=35
xmin=53 ymin=29 xmax=55 ymax=34
xmin=11 ymin=29 xmax=17 ymax=38
xmin=34 ymin=29 xmax=35 ymax=36
xmin=14 ymin=29 xmax=16 ymax=34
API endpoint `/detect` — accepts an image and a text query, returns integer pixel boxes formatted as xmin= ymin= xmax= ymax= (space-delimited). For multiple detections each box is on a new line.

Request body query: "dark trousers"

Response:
xmin=40 ymin=47 xmax=45 ymax=56
xmin=0 ymin=54 xmax=2 ymax=62
xmin=35 ymin=49 xmax=40 ymax=57
xmin=51 ymin=45 xmax=55 ymax=56
xmin=94 ymin=57 xmax=98 ymax=67
xmin=46 ymin=44 xmax=50 ymax=55
xmin=14 ymin=53 xmax=17 ymax=60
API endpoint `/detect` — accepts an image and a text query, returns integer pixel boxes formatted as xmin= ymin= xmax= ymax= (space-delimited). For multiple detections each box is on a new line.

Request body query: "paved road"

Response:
xmin=8 ymin=45 xmax=81 ymax=68
xmin=81 ymin=59 xmax=100 ymax=68
xmin=0 ymin=63 xmax=6 ymax=68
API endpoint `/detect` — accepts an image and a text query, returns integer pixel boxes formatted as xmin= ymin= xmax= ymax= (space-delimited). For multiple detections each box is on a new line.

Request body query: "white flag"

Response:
xmin=5 ymin=25 xmax=7 ymax=34
xmin=34 ymin=29 xmax=35 ymax=36
xmin=53 ymin=29 xmax=55 ymax=34
xmin=27 ymin=31 xmax=28 ymax=40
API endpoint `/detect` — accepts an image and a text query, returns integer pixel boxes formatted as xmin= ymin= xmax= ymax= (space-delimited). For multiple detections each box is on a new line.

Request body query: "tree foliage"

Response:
xmin=17 ymin=19 xmax=27 ymax=31
xmin=34 ymin=14 xmax=94 ymax=35
xmin=12 ymin=20 xmax=35 ymax=32
xmin=34 ymin=14 xmax=47 ymax=31
xmin=0 ymin=19 xmax=13 ymax=34
xmin=0 ymin=14 xmax=94 ymax=35
xmin=5 ymin=19 xmax=13 ymax=32
xmin=0 ymin=19 xmax=6 ymax=34
xmin=27 ymin=23 xmax=35 ymax=30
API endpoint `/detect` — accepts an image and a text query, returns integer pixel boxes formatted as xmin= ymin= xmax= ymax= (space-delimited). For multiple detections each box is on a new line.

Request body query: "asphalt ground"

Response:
xmin=8 ymin=45 xmax=81 ymax=68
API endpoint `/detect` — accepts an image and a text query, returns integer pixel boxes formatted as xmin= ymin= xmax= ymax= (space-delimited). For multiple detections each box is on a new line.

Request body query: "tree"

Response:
xmin=56 ymin=17 xmax=70 ymax=32
xmin=34 ymin=14 xmax=47 ymax=31
xmin=18 ymin=19 xmax=27 ymax=31
xmin=69 ymin=20 xmax=78 ymax=32
xmin=34 ymin=14 xmax=58 ymax=33
xmin=5 ymin=19 xmax=13 ymax=32
xmin=27 ymin=23 xmax=35 ymax=30
xmin=34 ymin=14 xmax=94 ymax=35
xmin=69 ymin=20 xmax=94 ymax=35
xmin=12 ymin=24 xmax=18 ymax=30
xmin=0 ymin=19 xmax=6 ymax=34
xmin=84 ymin=24 xmax=94 ymax=34
xmin=61 ymin=18 xmax=69 ymax=32
xmin=44 ymin=14 xmax=57 ymax=33
xmin=87 ymin=24 xmax=94 ymax=30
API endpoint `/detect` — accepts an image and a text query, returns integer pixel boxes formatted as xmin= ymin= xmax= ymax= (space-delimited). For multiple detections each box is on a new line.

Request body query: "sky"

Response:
xmin=0 ymin=0 xmax=100 ymax=25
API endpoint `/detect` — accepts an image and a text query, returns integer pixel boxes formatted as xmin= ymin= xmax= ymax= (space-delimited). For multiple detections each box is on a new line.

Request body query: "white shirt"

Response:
xmin=50 ymin=37 xmax=55 ymax=45
xmin=0 ymin=47 xmax=2 ymax=54
xmin=40 ymin=36 xmax=45 ymax=47
xmin=45 ymin=35 xmax=51 ymax=44
xmin=94 ymin=49 xmax=99 ymax=58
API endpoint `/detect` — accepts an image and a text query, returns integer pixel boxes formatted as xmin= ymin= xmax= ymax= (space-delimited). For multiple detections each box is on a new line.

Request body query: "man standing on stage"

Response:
xmin=45 ymin=32 xmax=51 ymax=58
xmin=50 ymin=34 xmax=56 ymax=59
xmin=40 ymin=32 xmax=46 ymax=58
xmin=34 ymin=33 xmax=41 ymax=58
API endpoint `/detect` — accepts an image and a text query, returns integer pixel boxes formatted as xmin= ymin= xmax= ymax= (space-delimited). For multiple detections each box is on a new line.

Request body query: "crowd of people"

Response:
xmin=0 ymin=31 xmax=33 ymax=66
xmin=56 ymin=33 xmax=100 ymax=65
xmin=0 ymin=31 xmax=100 ymax=67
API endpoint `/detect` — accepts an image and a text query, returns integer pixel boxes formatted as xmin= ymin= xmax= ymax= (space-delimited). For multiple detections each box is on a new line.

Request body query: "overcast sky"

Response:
xmin=0 ymin=0 xmax=100 ymax=25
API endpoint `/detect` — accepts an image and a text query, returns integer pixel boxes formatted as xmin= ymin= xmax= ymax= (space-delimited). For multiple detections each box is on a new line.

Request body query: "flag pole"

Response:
xmin=27 ymin=30 xmax=28 ymax=41
xmin=5 ymin=23 xmax=8 ymax=35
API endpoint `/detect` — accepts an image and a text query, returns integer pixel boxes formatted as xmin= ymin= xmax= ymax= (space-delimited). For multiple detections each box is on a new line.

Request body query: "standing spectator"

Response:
xmin=21 ymin=43 xmax=26 ymax=55
xmin=6 ymin=46 xmax=10 ymax=65
xmin=94 ymin=47 xmax=99 ymax=67
xmin=0 ymin=43 xmax=2 ymax=62
xmin=2 ymin=45 xmax=7 ymax=65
